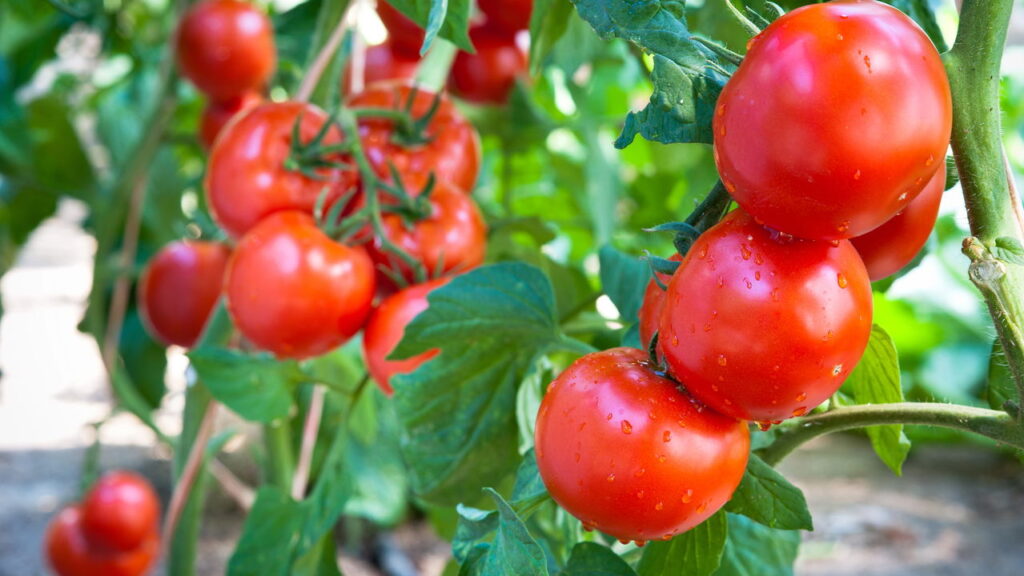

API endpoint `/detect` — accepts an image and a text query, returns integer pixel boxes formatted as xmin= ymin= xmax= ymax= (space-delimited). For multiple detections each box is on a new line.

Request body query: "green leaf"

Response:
xmin=529 ymin=0 xmax=574 ymax=75
xmin=454 ymin=505 xmax=501 ymax=564
xmin=599 ymin=244 xmax=649 ymax=321
xmin=392 ymin=263 xmax=562 ymax=505
xmin=510 ymin=449 xmax=548 ymax=514
xmin=992 ymin=237 xmax=1024 ymax=266
xmin=713 ymin=514 xmax=799 ymax=576
xmin=887 ymin=0 xmax=948 ymax=53
xmin=637 ymin=511 xmax=727 ymax=576
xmin=724 ymin=454 xmax=812 ymax=531
xmin=343 ymin=390 xmax=410 ymax=524
xmin=559 ymin=542 xmax=637 ymax=576
xmin=228 ymin=487 xmax=302 ymax=576
xmin=480 ymin=489 xmax=549 ymax=576
xmin=385 ymin=0 xmax=474 ymax=53
xmin=844 ymin=325 xmax=911 ymax=475
xmin=188 ymin=348 xmax=304 ymax=423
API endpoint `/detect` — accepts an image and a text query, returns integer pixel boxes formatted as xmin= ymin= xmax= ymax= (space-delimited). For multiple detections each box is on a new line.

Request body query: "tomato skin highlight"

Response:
xmin=348 ymin=84 xmax=480 ymax=193
xmin=377 ymin=1 xmax=425 ymax=58
xmin=477 ymin=0 xmax=534 ymax=36
xmin=851 ymin=163 xmax=946 ymax=281
xmin=138 ymin=241 xmax=230 ymax=348
xmin=449 ymin=25 xmax=527 ymax=105
xmin=363 ymin=277 xmax=450 ymax=395
xmin=225 ymin=211 xmax=375 ymax=360
xmin=80 ymin=472 xmax=161 ymax=554
xmin=534 ymin=347 xmax=750 ymax=543
xmin=46 ymin=507 xmax=158 ymax=576
xmin=660 ymin=210 xmax=873 ymax=423
xmin=176 ymin=0 xmax=276 ymax=100
xmin=713 ymin=0 xmax=951 ymax=240
xmin=199 ymin=91 xmax=262 ymax=150
xmin=638 ymin=254 xmax=684 ymax=352
xmin=205 ymin=101 xmax=358 ymax=239
xmin=342 ymin=41 xmax=420 ymax=96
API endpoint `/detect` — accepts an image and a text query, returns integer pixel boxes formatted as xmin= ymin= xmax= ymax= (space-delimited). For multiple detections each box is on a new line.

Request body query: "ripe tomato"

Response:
xmin=348 ymin=83 xmax=480 ymax=193
xmin=477 ymin=0 xmax=534 ymax=36
xmin=225 ymin=211 xmax=375 ymax=359
xmin=377 ymin=1 xmax=425 ymax=58
xmin=660 ymin=210 xmax=873 ymax=423
xmin=199 ymin=91 xmax=262 ymax=150
xmin=534 ymin=347 xmax=750 ymax=544
xmin=851 ymin=163 xmax=946 ymax=281
xmin=713 ymin=0 xmax=951 ymax=240
xmin=206 ymin=101 xmax=358 ymax=239
xmin=138 ymin=241 xmax=230 ymax=348
xmin=342 ymin=40 xmax=420 ymax=96
xmin=363 ymin=277 xmax=450 ymax=395
xmin=370 ymin=180 xmax=487 ymax=285
xmin=46 ymin=507 xmax=157 ymax=576
xmin=80 ymin=472 xmax=161 ymax=553
xmin=449 ymin=25 xmax=527 ymax=105
xmin=176 ymin=0 xmax=276 ymax=100
xmin=637 ymin=254 xmax=684 ymax=351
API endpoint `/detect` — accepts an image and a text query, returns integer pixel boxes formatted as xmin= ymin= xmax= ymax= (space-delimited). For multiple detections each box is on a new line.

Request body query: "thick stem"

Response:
xmin=168 ymin=379 xmax=214 ymax=576
xmin=292 ymin=384 xmax=326 ymax=500
xmin=264 ymin=420 xmax=296 ymax=489
xmin=208 ymin=460 xmax=255 ymax=511
xmin=162 ymin=400 xmax=219 ymax=559
xmin=759 ymin=403 xmax=1024 ymax=466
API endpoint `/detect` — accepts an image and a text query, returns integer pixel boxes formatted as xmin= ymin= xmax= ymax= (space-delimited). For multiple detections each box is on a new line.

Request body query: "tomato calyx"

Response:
xmin=352 ymin=86 xmax=443 ymax=148
xmin=283 ymin=112 xmax=354 ymax=181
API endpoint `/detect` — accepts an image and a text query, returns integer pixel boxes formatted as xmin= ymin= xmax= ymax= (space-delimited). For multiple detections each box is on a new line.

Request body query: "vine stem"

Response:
xmin=209 ymin=460 xmax=255 ymax=511
xmin=759 ymin=403 xmax=1024 ymax=466
xmin=296 ymin=0 xmax=353 ymax=103
xmin=291 ymin=384 xmax=326 ymax=500
xmin=162 ymin=400 xmax=219 ymax=559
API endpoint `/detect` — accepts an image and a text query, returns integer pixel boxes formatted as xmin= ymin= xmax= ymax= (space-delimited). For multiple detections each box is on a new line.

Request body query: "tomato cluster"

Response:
xmin=46 ymin=472 xmax=160 ymax=576
xmin=536 ymin=0 xmax=950 ymax=545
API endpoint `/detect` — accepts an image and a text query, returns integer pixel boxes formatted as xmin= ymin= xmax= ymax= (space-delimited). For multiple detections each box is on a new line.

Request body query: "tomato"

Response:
xmin=363 ymin=277 xmax=450 ymax=395
xmin=370 ymin=180 xmax=487 ymax=286
xmin=477 ymin=0 xmax=534 ymax=36
xmin=713 ymin=0 xmax=951 ymax=240
xmin=80 ymin=472 xmax=161 ymax=553
xmin=660 ymin=210 xmax=873 ymax=423
xmin=225 ymin=211 xmax=375 ymax=359
xmin=449 ymin=25 xmax=527 ymax=105
xmin=176 ymin=0 xmax=276 ymax=100
xmin=206 ymin=101 xmax=358 ymax=239
xmin=138 ymin=241 xmax=230 ymax=348
xmin=851 ymin=163 xmax=946 ymax=281
xmin=199 ymin=91 xmax=262 ymax=150
xmin=46 ymin=507 xmax=157 ymax=576
xmin=342 ymin=40 xmax=420 ymax=96
xmin=534 ymin=347 xmax=749 ymax=544
xmin=377 ymin=1 xmax=425 ymax=58
xmin=348 ymin=83 xmax=480 ymax=193
xmin=637 ymin=254 xmax=684 ymax=351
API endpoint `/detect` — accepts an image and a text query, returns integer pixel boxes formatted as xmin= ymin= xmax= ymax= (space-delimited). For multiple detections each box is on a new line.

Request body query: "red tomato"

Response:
xmin=377 ymin=1 xmax=425 ymax=58
xmin=449 ymin=25 xmax=527 ymax=105
xmin=206 ymin=101 xmax=358 ymax=239
xmin=534 ymin=347 xmax=750 ymax=544
xmin=660 ymin=210 xmax=873 ymax=423
xmin=363 ymin=277 xmax=450 ymax=395
xmin=370 ymin=180 xmax=487 ymax=285
xmin=342 ymin=40 xmax=420 ymax=96
xmin=80 ymin=472 xmax=161 ymax=553
xmin=851 ymin=163 xmax=946 ymax=281
xmin=348 ymin=83 xmax=480 ymax=193
xmin=477 ymin=0 xmax=534 ymax=36
xmin=176 ymin=0 xmax=276 ymax=100
xmin=46 ymin=507 xmax=158 ymax=576
xmin=138 ymin=241 xmax=230 ymax=348
xmin=225 ymin=211 xmax=375 ymax=359
xmin=199 ymin=91 xmax=262 ymax=149
xmin=637 ymin=254 xmax=684 ymax=351
xmin=713 ymin=0 xmax=951 ymax=240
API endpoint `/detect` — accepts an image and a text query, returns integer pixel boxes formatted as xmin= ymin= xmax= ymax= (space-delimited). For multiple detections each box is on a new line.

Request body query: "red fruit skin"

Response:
xmin=46 ymin=507 xmax=158 ymax=576
xmin=348 ymin=83 xmax=481 ymax=193
xmin=477 ymin=0 xmax=534 ymax=36
xmin=637 ymin=253 xmax=684 ymax=351
xmin=205 ymin=101 xmax=359 ymax=239
xmin=534 ymin=347 xmax=750 ymax=544
xmin=377 ymin=1 xmax=425 ymax=58
xmin=80 ymin=472 xmax=161 ymax=554
xmin=225 ymin=211 xmax=375 ymax=360
xmin=660 ymin=210 xmax=873 ymax=423
xmin=342 ymin=41 xmax=420 ymax=96
xmin=713 ymin=0 xmax=951 ymax=240
xmin=851 ymin=163 xmax=946 ymax=281
xmin=449 ymin=25 xmax=527 ymax=105
xmin=363 ymin=277 xmax=450 ymax=395
xmin=138 ymin=241 xmax=230 ymax=348
xmin=199 ymin=91 xmax=262 ymax=150
xmin=176 ymin=0 xmax=276 ymax=100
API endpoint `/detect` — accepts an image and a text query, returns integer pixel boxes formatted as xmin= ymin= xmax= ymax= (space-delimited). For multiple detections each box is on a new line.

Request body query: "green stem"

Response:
xmin=264 ymin=420 xmax=296 ymax=489
xmin=945 ymin=0 xmax=1024 ymax=415
xmin=759 ymin=403 xmax=1024 ymax=467
xmin=168 ymin=380 xmax=213 ymax=576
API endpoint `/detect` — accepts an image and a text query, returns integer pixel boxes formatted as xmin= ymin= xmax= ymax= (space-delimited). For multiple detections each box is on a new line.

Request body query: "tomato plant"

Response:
xmin=80 ymin=472 xmax=161 ymax=553
xmin=638 ymin=254 xmax=683 ymax=350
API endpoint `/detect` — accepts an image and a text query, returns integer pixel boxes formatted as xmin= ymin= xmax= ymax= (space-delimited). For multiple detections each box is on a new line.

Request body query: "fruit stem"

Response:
xmin=264 ymin=419 xmax=296 ymax=489
xmin=758 ymin=402 xmax=1024 ymax=467
xmin=163 ymin=399 xmax=220 ymax=561
xmin=296 ymin=0 xmax=353 ymax=104
xmin=291 ymin=384 xmax=327 ymax=500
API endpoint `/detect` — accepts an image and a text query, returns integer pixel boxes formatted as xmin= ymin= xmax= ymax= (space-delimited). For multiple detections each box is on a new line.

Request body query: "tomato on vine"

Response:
xmin=176 ymin=0 xmax=276 ymax=100
xmin=199 ymin=91 xmax=261 ymax=149
xmin=477 ymin=0 xmax=534 ymax=36
xmin=80 ymin=472 xmax=161 ymax=554
xmin=46 ymin=507 xmax=157 ymax=576
xmin=225 ymin=211 xmax=375 ymax=360
xmin=638 ymin=254 xmax=683 ymax=351
xmin=535 ymin=347 xmax=750 ymax=544
xmin=660 ymin=210 xmax=873 ymax=423
xmin=139 ymin=240 xmax=230 ymax=348
xmin=713 ymin=0 xmax=951 ymax=240
xmin=343 ymin=41 xmax=420 ymax=96
xmin=449 ymin=25 xmax=528 ymax=105
xmin=376 ymin=1 xmax=425 ymax=58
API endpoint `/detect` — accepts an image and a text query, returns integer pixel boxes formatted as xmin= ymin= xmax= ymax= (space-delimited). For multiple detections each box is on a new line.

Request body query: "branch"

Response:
xmin=162 ymin=400 xmax=219 ymax=558
xmin=296 ymin=0 xmax=353 ymax=103
xmin=291 ymin=384 xmax=326 ymax=500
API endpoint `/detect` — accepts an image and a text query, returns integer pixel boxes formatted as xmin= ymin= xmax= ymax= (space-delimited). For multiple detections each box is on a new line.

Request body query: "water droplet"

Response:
xmin=648 ymin=411 xmax=658 ymax=421
xmin=578 ymin=422 xmax=587 ymax=431
xmin=717 ymin=106 xmax=725 ymax=117
xmin=792 ymin=406 xmax=808 ymax=417
xmin=621 ymin=420 xmax=633 ymax=435
xmin=754 ymin=253 xmax=764 ymax=265
xmin=926 ymin=154 xmax=935 ymax=167
xmin=636 ymin=490 xmax=645 ymax=499
xmin=755 ymin=271 xmax=761 ymax=281
xmin=740 ymin=244 xmax=752 ymax=260
xmin=823 ymin=330 xmax=833 ymax=342
xmin=724 ymin=179 xmax=736 ymax=194
xmin=703 ymin=323 xmax=712 ymax=332
xmin=837 ymin=221 xmax=850 ymax=234
xmin=606 ymin=413 xmax=613 ymax=421
xmin=677 ymin=419 xmax=687 ymax=428
xmin=582 ymin=522 xmax=595 ymax=532
xmin=671 ymin=336 xmax=679 ymax=346
xmin=635 ymin=540 xmax=647 ymax=548
xmin=634 ymin=467 xmax=646 ymax=477
xmin=663 ymin=430 xmax=672 ymax=443
xmin=757 ymin=421 xmax=773 ymax=431
xmin=837 ymin=273 xmax=849 ymax=288
xmin=696 ymin=502 xmax=708 ymax=513
xmin=662 ymin=533 xmax=673 ymax=541
xmin=770 ymin=289 xmax=780 ymax=302
xmin=681 ymin=489 xmax=694 ymax=504
xmin=718 ymin=354 xmax=728 ymax=367
xmin=655 ymin=501 xmax=665 ymax=511
xmin=841 ymin=13 xmax=849 ymax=19
xmin=717 ymin=276 xmax=724 ymax=288
xmin=836 ymin=33 xmax=844 ymax=40
xmin=796 ymin=392 xmax=807 ymax=402
xmin=711 ymin=384 xmax=720 ymax=392
xmin=607 ymin=473 xmax=616 ymax=482
xmin=657 ymin=454 xmax=667 ymax=463
xmin=898 ymin=192 xmax=908 ymax=202
xmin=832 ymin=363 xmax=844 ymax=376
xmin=617 ymin=538 xmax=630 ymax=545
xmin=863 ymin=54 xmax=872 ymax=73
xmin=719 ymin=126 xmax=727 ymax=138
xmin=697 ymin=246 xmax=708 ymax=259
xmin=854 ymin=169 xmax=862 ymax=180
